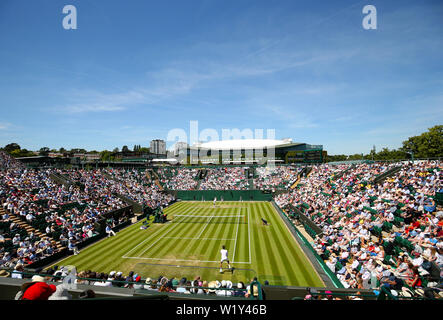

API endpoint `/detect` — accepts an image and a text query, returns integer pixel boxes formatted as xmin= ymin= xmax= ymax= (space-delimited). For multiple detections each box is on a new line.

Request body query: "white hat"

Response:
xmin=221 ymin=280 xmax=227 ymax=287
xmin=116 ymin=271 xmax=122 ymax=276
xmin=237 ymin=282 xmax=244 ymax=289
xmin=226 ymin=280 xmax=233 ymax=289
xmin=32 ymin=275 xmax=46 ymax=282
xmin=208 ymin=281 xmax=217 ymax=293
xmin=109 ymin=271 xmax=116 ymax=276
xmin=415 ymin=288 xmax=425 ymax=296
xmin=390 ymin=290 xmax=398 ymax=297
xmin=401 ymin=287 xmax=414 ymax=297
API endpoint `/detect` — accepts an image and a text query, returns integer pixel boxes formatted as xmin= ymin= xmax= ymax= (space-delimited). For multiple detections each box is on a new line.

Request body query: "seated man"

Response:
xmin=105 ymin=225 xmax=116 ymax=237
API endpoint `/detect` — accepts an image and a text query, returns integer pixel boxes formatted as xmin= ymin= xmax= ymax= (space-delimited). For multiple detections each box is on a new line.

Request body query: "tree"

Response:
xmin=39 ymin=147 xmax=50 ymax=156
xmin=100 ymin=150 xmax=113 ymax=162
xmin=122 ymin=145 xmax=129 ymax=154
xmin=401 ymin=125 xmax=443 ymax=158
xmin=4 ymin=143 xmax=21 ymax=153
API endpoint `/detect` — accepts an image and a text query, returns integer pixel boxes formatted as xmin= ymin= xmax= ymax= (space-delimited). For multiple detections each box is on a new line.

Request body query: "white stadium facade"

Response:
xmin=175 ymin=138 xmax=324 ymax=165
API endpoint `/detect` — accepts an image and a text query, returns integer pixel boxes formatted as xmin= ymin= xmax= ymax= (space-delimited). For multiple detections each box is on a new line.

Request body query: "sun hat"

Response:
xmin=145 ymin=277 xmax=152 ymax=285
xmin=32 ymin=275 xmax=46 ymax=282
xmin=415 ymin=288 xmax=425 ymax=297
xmin=0 ymin=270 xmax=10 ymax=277
xmin=401 ymin=287 xmax=414 ymax=297
xmin=208 ymin=281 xmax=217 ymax=293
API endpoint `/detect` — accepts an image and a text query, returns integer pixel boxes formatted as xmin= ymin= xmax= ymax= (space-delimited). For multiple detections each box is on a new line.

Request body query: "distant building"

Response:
xmin=174 ymin=142 xmax=188 ymax=157
xmin=48 ymin=152 xmax=63 ymax=158
xmin=73 ymin=153 xmax=100 ymax=161
xmin=150 ymin=139 xmax=166 ymax=155
xmin=179 ymin=138 xmax=324 ymax=164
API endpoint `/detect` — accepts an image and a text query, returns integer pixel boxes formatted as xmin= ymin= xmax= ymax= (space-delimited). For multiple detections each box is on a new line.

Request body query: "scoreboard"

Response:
xmin=286 ymin=149 xmax=323 ymax=163
xmin=304 ymin=150 xmax=323 ymax=162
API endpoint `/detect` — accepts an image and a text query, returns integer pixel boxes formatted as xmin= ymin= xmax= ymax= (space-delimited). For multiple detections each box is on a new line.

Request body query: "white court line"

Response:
xmin=231 ymin=207 xmax=242 ymax=263
xmin=196 ymin=215 xmax=213 ymax=238
xmin=123 ymin=202 xmax=252 ymax=264
xmin=135 ymin=206 xmax=199 ymax=257
xmin=122 ymin=256 xmax=251 ymax=264
xmin=122 ymin=203 xmax=195 ymax=258
xmin=163 ymin=237 xmax=235 ymax=241
xmin=248 ymin=206 xmax=251 ymax=263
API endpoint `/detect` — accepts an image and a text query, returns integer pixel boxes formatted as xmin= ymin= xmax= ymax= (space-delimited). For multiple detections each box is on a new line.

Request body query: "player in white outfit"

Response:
xmin=220 ymin=245 xmax=232 ymax=272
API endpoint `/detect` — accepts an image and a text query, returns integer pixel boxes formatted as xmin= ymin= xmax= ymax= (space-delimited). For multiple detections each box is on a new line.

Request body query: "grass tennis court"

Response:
xmin=51 ymin=201 xmax=324 ymax=287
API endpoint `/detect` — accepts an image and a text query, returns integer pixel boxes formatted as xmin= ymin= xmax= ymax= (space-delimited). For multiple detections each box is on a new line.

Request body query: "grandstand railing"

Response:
xmin=285 ymin=204 xmax=323 ymax=236
xmin=371 ymin=166 xmax=402 ymax=185
xmin=0 ymin=270 xmax=262 ymax=300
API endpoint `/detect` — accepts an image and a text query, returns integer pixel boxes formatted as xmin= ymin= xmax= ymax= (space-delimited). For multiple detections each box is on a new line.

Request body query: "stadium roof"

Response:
xmin=152 ymin=158 xmax=178 ymax=163
xmin=191 ymin=138 xmax=297 ymax=150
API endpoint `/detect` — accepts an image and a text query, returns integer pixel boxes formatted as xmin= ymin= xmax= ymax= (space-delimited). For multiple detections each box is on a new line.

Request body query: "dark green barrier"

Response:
xmin=171 ymin=190 xmax=273 ymax=201
xmin=372 ymin=166 xmax=402 ymax=184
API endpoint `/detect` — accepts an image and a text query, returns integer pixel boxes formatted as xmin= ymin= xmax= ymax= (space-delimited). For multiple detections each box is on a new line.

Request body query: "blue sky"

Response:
xmin=0 ymin=0 xmax=442 ymax=154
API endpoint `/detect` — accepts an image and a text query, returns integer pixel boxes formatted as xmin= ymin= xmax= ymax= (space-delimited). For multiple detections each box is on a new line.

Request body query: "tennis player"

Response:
xmin=220 ymin=245 xmax=232 ymax=272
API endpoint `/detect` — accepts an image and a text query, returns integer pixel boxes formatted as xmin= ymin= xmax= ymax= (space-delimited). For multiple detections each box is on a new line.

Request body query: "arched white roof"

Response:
xmin=193 ymin=138 xmax=293 ymax=150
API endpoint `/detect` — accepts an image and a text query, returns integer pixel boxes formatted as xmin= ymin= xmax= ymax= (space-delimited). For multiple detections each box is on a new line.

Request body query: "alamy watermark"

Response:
xmin=62 ymin=5 xmax=77 ymax=30
xmin=167 ymin=121 xmax=277 ymax=167
xmin=362 ymin=5 xmax=377 ymax=30
xmin=61 ymin=4 xmax=377 ymax=31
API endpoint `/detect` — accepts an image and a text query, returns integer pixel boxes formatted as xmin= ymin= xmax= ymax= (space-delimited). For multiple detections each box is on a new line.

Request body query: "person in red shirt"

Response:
xmin=18 ymin=276 xmax=57 ymax=300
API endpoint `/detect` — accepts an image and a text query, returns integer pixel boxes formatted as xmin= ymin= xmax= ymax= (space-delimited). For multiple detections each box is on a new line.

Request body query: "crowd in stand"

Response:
xmin=254 ymin=165 xmax=301 ymax=191
xmin=0 ymin=153 xmax=171 ymax=270
xmin=2 ymin=264 xmax=259 ymax=300
xmin=157 ymin=167 xmax=199 ymax=190
xmin=276 ymin=161 xmax=443 ymax=297
xmin=200 ymin=167 xmax=250 ymax=190
xmin=55 ymin=167 xmax=175 ymax=210
xmin=2 ymin=148 xmax=443 ymax=299
xmin=0 ymin=165 xmax=128 ymax=269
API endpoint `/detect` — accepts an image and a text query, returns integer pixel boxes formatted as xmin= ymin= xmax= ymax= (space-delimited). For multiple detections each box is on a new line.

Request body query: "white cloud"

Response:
xmin=0 ymin=122 xmax=11 ymax=130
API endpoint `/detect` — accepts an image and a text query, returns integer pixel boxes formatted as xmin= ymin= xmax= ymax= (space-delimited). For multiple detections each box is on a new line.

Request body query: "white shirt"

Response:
xmin=221 ymin=249 xmax=228 ymax=260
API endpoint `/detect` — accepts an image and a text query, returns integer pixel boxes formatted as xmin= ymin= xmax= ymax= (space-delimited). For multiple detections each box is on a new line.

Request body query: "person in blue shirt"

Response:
xmin=105 ymin=225 xmax=116 ymax=237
